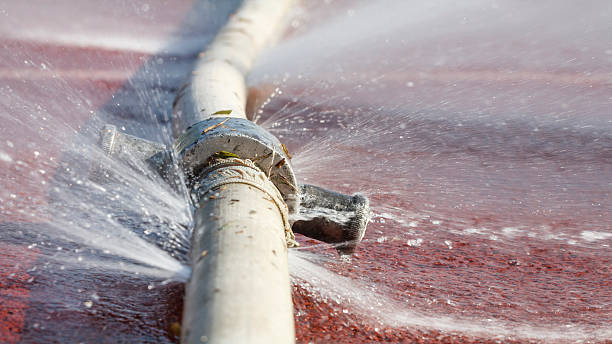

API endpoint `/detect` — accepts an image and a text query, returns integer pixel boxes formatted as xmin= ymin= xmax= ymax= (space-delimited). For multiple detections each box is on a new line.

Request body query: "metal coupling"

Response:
xmin=292 ymin=184 xmax=370 ymax=255
xmin=173 ymin=117 xmax=299 ymax=214
xmin=91 ymin=118 xmax=371 ymax=255
xmin=90 ymin=124 xmax=174 ymax=184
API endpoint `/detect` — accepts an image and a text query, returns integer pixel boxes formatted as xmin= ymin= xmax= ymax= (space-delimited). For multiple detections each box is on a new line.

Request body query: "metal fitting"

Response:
xmin=91 ymin=119 xmax=370 ymax=254
xmin=174 ymin=117 xmax=298 ymax=214
xmin=292 ymin=184 xmax=370 ymax=255
xmin=90 ymin=124 xmax=173 ymax=184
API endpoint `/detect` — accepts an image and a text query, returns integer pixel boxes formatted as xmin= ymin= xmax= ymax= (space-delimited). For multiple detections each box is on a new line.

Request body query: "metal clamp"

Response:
xmin=174 ymin=117 xmax=298 ymax=214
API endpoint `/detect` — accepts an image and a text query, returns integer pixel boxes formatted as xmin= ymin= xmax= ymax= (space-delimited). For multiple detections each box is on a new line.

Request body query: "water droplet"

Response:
xmin=0 ymin=151 xmax=12 ymax=163
xmin=84 ymin=300 xmax=93 ymax=308
xmin=406 ymin=238 xmax=423 ymax=247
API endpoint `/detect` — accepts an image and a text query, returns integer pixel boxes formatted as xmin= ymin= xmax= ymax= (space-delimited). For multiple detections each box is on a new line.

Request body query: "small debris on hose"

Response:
xmin=211 ymin=151 xmax=240 ymax=159
xmin=202 ymin=118 xmax=230 ymax=134
xmin=281 ymin=143 xmax=292 ymax=159
xmin=169 ymin=322 xmax=181 ymax=337
xmin=275 ymin=158 xmax=286 ymax=168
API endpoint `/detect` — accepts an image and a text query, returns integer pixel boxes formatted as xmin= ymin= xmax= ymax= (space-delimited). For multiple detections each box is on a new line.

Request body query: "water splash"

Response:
xmin=290 ymin=250 xmax=612 ymax=342
xmin=0 ymin=117 xmax=192 ymax=280
xmin=249 ymin=0 xmax=612 ymax=341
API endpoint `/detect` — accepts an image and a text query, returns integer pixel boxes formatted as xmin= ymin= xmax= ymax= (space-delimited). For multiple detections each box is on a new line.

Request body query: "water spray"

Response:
xmin=91 ymin=0 xmax=370 ymax=343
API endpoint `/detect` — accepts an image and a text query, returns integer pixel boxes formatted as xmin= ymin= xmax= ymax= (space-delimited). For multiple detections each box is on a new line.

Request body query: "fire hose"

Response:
xmin=92 ymin=1 xmax=370 ymax=343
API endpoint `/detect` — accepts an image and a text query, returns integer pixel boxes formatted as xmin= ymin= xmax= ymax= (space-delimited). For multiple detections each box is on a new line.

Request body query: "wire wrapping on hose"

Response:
xmin=191 ymin=157 xmax=298 ymax=248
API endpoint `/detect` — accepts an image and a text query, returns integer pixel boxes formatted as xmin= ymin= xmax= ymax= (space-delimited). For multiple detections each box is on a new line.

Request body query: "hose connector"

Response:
xmin=90 ymin=119 xmax=371 ymax=254
xmin=173 ymin=117 xmax=299 ymax=214
xmin=292 ymin=184 xmax=370 ymax=255
xmin=190 ymin=156 xmax=298 ymax=247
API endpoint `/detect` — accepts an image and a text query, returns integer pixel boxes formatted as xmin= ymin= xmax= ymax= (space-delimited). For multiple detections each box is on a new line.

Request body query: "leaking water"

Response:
xmin=1 ymin=0 xmax=611 ymax=343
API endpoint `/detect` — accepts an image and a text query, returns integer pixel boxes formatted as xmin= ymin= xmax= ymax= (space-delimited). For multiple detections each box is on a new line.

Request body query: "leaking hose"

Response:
xmin=174 ymin=1 xmax=297 ymax=343
xmin=91 ymin=0 xmax=371 ymax=343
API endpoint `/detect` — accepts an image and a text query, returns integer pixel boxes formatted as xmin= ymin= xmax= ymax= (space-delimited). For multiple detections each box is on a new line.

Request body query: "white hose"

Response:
xmin=176 ymin=1 xmax=297 ymax=344
xmin=173 ymin=0 xmax=294 ymax=135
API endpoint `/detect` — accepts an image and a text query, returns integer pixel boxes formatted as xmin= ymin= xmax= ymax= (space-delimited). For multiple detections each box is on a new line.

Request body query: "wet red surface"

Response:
xmin=251 ymin=2 xmax=611 ymax=341
xmin=0 ymin=244 xmax=39 ymax=344
xmin=289 ymin=227 xmax=611 ymax=342
xmin=293 ymin=284 xmax=539 ymax=344
xmin=1 ymin=0 xmax=611 ymax=343
xmin=268 ymin=63 xmax=611 ymax=341
xmin=0 ymin=1 xmax=188 ymax=342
